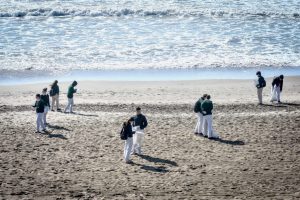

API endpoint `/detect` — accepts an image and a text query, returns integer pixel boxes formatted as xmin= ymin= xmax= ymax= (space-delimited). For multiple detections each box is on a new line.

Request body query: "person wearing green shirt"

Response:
xmin=193 ymin=94 xmax=207 ymax=135
xmin=201 ymin=95 xmax=218 ymax=139
xmin=64 ymin=81 xmax=78 ymax=113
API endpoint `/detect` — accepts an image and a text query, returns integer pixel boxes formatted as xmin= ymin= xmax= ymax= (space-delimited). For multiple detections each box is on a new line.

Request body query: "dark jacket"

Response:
xmin=67 ymin=85 xmax=76 ymax=98
xmin=256 ymin=76 xmax=266 ymax=88
xmin=33 ymin=100 xmax=45 ymax=113
xmin=201 ymin=99 xmax=213 ymax=116
xmin=123 ymin=122 xmax=133 ymax=139
xmin=51 ymin=85 xmax=59 ymax=95
xmin=133 ymin=114 xmax=148 ymax=130
xmin=41 ymin=94 xmax=50 ymax=107
xmin=272 ymin=77 xmax=283 ymax=91
xmin=194 ymin=97 xmax=205 ymax=113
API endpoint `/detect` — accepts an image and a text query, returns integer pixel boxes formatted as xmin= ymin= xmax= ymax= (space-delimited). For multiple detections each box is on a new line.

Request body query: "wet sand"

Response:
xmin=0 ymin=77 xmax=300 ymax=199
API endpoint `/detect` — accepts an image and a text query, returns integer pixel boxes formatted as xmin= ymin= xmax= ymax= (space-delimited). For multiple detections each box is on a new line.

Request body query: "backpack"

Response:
xmin=49 ymin=89 xmax=55 ymax=97
xmin=120 ymin=124 xmax=127 ymax=140
xmin=261 ymin=77 xmax=266 ymax=88
xmin=193 ymin=100 xmax=200 ymax=113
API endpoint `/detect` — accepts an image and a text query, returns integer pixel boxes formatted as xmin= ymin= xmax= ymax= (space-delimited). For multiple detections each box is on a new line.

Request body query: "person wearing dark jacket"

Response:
xmin=132 ymin=107 xmax=148 ymax=155
xmin=64 ymin=81 xmax=78 ymax=113
xmin=41 ymin=88 xmax=50 ymax=126
xmin=256 ymin=71 xmax=266 ymax=105
xmin=271 ymin=75 xmax=284 ymax=103
xmin=201 ymin=95 xmax=218 ymax=139
xmin=194 ymin=94 xmax=207 ymax=135
xmin=123 ymin=118 xmax=135 ymax=164
xmin=33 ymin=94 xmax=46 ymax=133
xmin=50 ymin=80 xmax=60 ymax=111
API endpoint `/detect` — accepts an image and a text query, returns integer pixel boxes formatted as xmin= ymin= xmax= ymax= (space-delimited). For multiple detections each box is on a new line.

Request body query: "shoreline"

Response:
xmin=1 ymin=67 xmax=300 ymax=85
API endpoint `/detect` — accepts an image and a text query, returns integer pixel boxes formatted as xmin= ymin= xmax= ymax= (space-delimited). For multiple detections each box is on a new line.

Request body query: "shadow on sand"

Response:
xmin=133 ymin=163 xmax=169 ymax=173
xmin=48 ymin=124 xmax=71 ymax=131
xmin=41 ymin=131 xmax=67 ymax=140
xmin=138 ymin=155 xmax=178 ymax=166
xmin=72 ymin=112 xmax=99 ymax=117
xmin=211 ymin=138 xmax=245 ymax=145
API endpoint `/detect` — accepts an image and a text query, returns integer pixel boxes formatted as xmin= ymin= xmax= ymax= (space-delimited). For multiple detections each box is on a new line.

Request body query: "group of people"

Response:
xmin=120 ymin=107 xmax=148 ymax=164
xmin=33 ymin=80 xmax=78 ymax=133
xmin=255 ymin=71 xmax=284 ymax=105
xmin=33 ymin=72 xmax=286 ymax=163
xmin=193 ymin=94 xmax=219 ymax=139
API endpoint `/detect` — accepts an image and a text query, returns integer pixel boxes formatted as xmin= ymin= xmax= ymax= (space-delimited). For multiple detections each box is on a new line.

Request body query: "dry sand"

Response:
xmin=0 ymin=77 xmax=300 ymax=199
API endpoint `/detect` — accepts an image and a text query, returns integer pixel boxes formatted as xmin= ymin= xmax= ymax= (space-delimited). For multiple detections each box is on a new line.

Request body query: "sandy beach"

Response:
xmin=0 ymin=77 xmax=300 ymax=199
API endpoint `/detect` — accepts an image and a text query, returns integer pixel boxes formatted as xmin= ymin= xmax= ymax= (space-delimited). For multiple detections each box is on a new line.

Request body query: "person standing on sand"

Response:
xmin=121 ymin=118 xmax=135 ymax=164
xmin=271 ymin=75 xmax=284 ymax=103
xmin=194 ymin=94 xmax=207 ymax=135
xmin=132 ymin=107 xmax=148 ymax=155
xmin=50 ymin=80 xmax=61 ymax=112
xmin=33 ymin=94 xmax=46 ymax=133
xmin=64 ymin=81 xmax=78 ymax=113
xmin=41 ymin=88 xmax=50 ymax=126
xmin=201 ymin=95 xmax=218 ymax=139
xmin=255 ymin=71 xmax=266 ymax=105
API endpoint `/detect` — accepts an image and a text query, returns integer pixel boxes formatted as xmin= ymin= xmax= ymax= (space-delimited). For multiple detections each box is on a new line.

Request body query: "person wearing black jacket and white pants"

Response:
xmin=33 ymin=94 xmax=46 ymax=133
xmin=132 ymin=107 xmax=148 ymax=155
xmin=41 ymin=88 xmax=50 ymax=126
xmin=256 ymin=71 xmax=266 ymax=105
xmin=123 ymin=118 xmax=134 ymax=164
xmin=271 ymin=75 xmax=284 ymax=103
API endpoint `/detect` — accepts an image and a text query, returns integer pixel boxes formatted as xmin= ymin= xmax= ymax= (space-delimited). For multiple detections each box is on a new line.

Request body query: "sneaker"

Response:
xmin=51 ymin=109 xmax=55 ymax=112
xmin=57 ymin=108 xmax=62 ymax=111
xmin=194 ymin=132 xmax=199 ymax=135
xmin=125 ymin=160 xmax=134 ymax=164
xmin=35 ymin=131 xmax=41 ymax=133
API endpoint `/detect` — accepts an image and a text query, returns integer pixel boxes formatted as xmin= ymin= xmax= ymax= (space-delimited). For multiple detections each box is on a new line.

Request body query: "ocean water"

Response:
xmin=0 ymin=0 xmax=300 ymax=83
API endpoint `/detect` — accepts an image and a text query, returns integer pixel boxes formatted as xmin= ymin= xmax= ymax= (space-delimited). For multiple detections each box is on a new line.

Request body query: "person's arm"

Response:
xmin=201 ymin=102 xmax=207 ymax=114
xmin=257 ymin=77 xmax=262 ymax=88
xmin=280 ymin=80 xmax=283 ymax=92
xmin=57 ymin=86 xmax=60 ymax=95
xmin=32 ymin=101 xmax=37 ymax=107
xmin=141 ymin=116 xmax=148 ymax=129
xmin=211 ymin=102 xmax=213 ymax=111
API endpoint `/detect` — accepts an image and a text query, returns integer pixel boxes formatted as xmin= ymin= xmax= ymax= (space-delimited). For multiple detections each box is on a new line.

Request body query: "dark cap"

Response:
xmin=43 ymin=88 xmax=47 ymax=92
xmin=36 ymin=94 xmax=41 ymax=98
xmin=136 ymin=107 xmax=141 ymax=111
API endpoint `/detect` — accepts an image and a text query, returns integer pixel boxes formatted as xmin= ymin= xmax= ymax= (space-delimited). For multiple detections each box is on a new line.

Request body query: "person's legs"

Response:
xmin=124 ymin=137 xmax=133 ymax=162
xmin=257 ymin=88 xmax=263 ymax=104
xmin=206 ymin=115 xmax=213 ymax=138
xmin=194 ymin=112 xmax=200 ymax=134
xmin=40 ymin=113 xmax=46 ymax=130
xmin=199 ymin=113 xmax=204 ymax=134
xmin=56 ymin=94 xmax=60 ymax=110
xmin=203 ymin=116 xmax=208 ymax=136
xmin=275 ymin=86 xmax=281 ymax=102
xmin=36 ymin=113 xmax=40 ymax=132
xmin=135 ymin=132 xmax=144 ymax=155
xmin=51 ymin=96 xmax=55 ymax=111
xmin=43 ymin=106 xmax=48 ymax=125
xmin=70 ymin=98 xmax=74 ymax=112
xmin=64 ymin=98 xmax=71 ymax=112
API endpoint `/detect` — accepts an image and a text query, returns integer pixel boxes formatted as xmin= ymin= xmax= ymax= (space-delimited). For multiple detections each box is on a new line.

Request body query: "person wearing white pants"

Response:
xmin=41 ymin=88 xmax=50 ymax=126
xmin=132 ymin=107 xmax=148 ymax=155
xmin=201 ymin=95 xmax=218 ymax=139
xmin=255 ymin=71 xmax=266 ymax=105
xmin=64 ymin=81 xmax=77 ymax=113
xmin=271 ymin=75 xmax=284 ymax=103
xmin=65 ymin=98 xmax=74 ymax=113
xmin=33 ymin=94 xmax=46 ymax=133
xmin=50 ymin=80 xmax=60 ymax=111
xmin=122 ymin=118 xmax=134 ymax=164
xmin=193 ymin=94 xmax=207 ymax=135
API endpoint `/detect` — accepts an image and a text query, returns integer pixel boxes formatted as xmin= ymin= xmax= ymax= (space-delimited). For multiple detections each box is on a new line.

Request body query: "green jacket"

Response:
xmin=67 ymin=86 xmax=76 ymax=98
xmin=201 ymin=99 xmax=213 ymax=116
xmin=194 ymin=97 xmax=205 ymax=113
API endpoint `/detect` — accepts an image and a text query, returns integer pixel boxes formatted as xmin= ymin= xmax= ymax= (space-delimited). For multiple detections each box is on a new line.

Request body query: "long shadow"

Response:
xmin=211 ymin=138 xmax=245 ymax=145
xmin=138 ymin=155 xmax=178 ymax=166
xmin=261 ymin=104 xmax=287 ymax=108
xmin=48 ymin=124 xmax=71 ymax=131
xmin=281 ymin=103 xmax=300 ymax=107
xmin=73 ymin=112 xmax=99 ymax=117
xmin=41 ymin=131 xmax=67 ymax=140
xmin=133 ymin=163 xmax=169 ymax=173
xmin=48 ymin=134 xmax=67 ymax=140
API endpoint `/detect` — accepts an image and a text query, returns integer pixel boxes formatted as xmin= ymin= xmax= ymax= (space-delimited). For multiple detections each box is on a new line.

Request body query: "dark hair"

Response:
xmin=36 ymin=94 xmax=41 ymax=98
xmin=256 ymin=71 xmax=261 ymax=76
xmin=202 ymin=94 xmax=208 ymax=98
xmin=51 ymin=80 xmax=58 ymax=87
xmin=279 ymin=75 xmax=284 ymax=79
xmin=72 ymin=81 xmax=78 ymax=86
xmin=207 ymin=95 xmax=211 ymax=100
xmin=136 ymin=107 xmax=141 ymax=111
xmin=43 ymin=88 xmax=47 ymax=92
